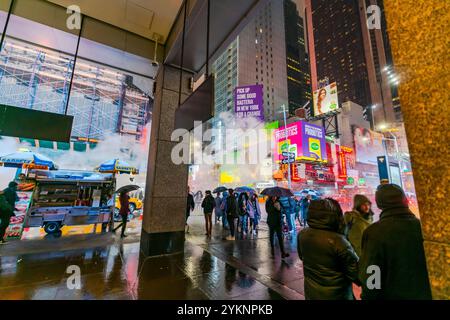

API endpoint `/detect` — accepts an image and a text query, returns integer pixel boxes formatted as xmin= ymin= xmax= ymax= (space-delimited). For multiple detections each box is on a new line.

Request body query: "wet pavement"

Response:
xmin=0 ymin=211 xmax=305 ymax=300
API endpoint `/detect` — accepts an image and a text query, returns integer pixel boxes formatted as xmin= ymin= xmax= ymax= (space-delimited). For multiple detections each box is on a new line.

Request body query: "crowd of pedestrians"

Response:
xmin=185 ymin=183 xmax=432 ymax=300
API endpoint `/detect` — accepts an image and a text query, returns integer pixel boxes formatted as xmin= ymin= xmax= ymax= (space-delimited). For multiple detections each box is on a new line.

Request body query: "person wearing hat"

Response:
xmin=297 ymin=198 xmax=359 ymax=299
xmin=359 ymin=184 xmax=432 ymax=300
xmin=344 ymin=194 xmax=374 ymax=257
xmin=0 ymin=181 xmax=18 ymax=244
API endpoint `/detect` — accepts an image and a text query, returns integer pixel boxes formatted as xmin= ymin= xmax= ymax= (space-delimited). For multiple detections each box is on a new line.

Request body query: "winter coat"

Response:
xmin=226 ymin=194 xmax=239 ymax=218
xmin=279 ymin=197 xmax=296 ymax=215
xmin=358 ymin=184 xmax=432 ymax=300
xmin=0 ymin=192 xmax=14 ymax=219
xmin=297 ymin=199 xmax=359 ymax=300
xmin=237 ymin=194 xmax=249 ymax=216
xmin=247 ymin=199 xmax=261 ymax=219
xmin=119 ymin=194 xmax=130 ymax=217
xmin=201 ymin=195 xmax=216 ymax=214
xmin=359 ymin=206 xmax=432 ymax=300
xmin=214 ymin=196 xmax=223 ymax=215
xmin=3 ymin=186 xmax=18 ymax=209
xmin=265 ymin=198 xmax=282 ymax=228
xmin=344 ymin=194 xmax=374 ymax=257
xmin=186 ymin=193 xmax=195 ymax=218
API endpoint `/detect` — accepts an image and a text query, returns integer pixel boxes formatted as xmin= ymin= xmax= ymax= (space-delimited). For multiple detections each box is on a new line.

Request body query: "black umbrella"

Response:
xmin=213 ymin=186 xmax=228 ymax=193
xmin=261 ymin=187 xmax=294 ymax=197
xmin=116 ymin=185 xmax=140 ymax=194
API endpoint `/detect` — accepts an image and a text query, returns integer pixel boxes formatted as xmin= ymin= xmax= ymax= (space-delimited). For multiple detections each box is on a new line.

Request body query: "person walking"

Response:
xmin=220 ymin=191 xmax=229 ymax=229
xmin=186 ymin=186 xmax=195 ymax=233
xmin=300 ymin=194 xmax=312 ymax=226
xmin=214 ymin=193 xmax=223 ymax=224
xmin=279 ymin=196 xmax=296 ymax=233
xmin=266 ymin=196 xmax=290 ymax=259
xmin=0 ymin=190 xmax=15 ymax=244
xmin=297 ymin=198 xmax=359 ymax=300
xmin=237 ymin=192 xmax=249 ymax=236
xmin=113 ymin=191 xmax=130 ymax=238
xmin=248 ymin=193 xmax=261 ymax=236
xmin=201 ymin=190 xmax=215 ymax=238
xmin=359 ymin=184 xmax=432 ymax=300
xmin=225 ymin=189 xmax=239 ymax=240
xmin=344 ymin=194 xmax=374 ymax=257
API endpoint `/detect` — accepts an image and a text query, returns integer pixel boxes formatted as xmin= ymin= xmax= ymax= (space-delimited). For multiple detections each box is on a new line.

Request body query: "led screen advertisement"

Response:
xmin=312 ymin=82 xmax=339 ymax=116
xmin=234 ymin=84 xmax=264 ymax=120
xmin=274 ymin=121 xmax=327 ymax=163
xmin=353 ymin=126 xmax=385 ymax=165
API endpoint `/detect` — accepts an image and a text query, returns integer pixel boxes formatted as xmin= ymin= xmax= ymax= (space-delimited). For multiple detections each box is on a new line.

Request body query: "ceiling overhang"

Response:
xmin=165 ymin=0 xmax=269 ymax=73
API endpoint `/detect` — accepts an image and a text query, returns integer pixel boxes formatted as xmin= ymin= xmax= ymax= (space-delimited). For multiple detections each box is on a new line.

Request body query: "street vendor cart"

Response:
xmin=24 ymin=169 xmax=115 ymax=234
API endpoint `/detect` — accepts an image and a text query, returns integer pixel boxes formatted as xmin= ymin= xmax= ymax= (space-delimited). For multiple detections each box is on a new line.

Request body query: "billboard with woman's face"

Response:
xmin=353 ymin=126 xmax=385 ymax=165
xmin=312 ymin=82 xmax=339 ymax=116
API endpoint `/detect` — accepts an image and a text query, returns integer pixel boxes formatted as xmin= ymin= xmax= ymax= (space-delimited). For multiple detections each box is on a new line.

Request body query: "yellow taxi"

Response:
xmin=115 ymin=196 xmax=143 ymax=213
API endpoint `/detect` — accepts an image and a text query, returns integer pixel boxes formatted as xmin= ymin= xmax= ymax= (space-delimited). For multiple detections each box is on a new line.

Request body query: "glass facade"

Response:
xmin=0 ymin=0 xmax=154 ymax=143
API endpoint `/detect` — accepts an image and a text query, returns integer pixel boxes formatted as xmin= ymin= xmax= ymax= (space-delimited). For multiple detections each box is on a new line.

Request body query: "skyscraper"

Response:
xmin=213 ymin=0 xmax=311 ymax=122
xmin=305 ymin=0 xmax=397 ymax=124
xmin=284 ymin=0 xmax=311 ymax=115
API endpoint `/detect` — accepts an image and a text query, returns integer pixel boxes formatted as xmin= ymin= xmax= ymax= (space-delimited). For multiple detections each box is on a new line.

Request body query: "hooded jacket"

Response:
xmin=297 ymin=199 xmax=359 ymax=300
xmin=359 ymin=184 xmax=432 ymax=300
xmin=344 ymin=195 xmax=374 ymax=257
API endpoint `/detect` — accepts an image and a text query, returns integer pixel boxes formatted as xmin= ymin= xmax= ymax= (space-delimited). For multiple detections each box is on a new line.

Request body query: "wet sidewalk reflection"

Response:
xmin=0 ymin=215 xmax=305 ymax=300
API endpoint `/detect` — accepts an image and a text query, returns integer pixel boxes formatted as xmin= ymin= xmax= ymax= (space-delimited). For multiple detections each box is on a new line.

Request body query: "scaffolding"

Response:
xmin=0 ymin=37 xmax=152 ymax=141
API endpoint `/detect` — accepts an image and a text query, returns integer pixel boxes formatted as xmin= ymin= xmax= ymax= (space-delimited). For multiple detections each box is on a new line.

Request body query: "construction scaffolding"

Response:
xmin=0 ymin=37 xmax=153 ymax=141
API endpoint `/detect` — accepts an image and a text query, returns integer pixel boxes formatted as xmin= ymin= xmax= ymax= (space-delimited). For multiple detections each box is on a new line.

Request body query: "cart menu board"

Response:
xmin=6 ymin=191 xmax=32 ymax=239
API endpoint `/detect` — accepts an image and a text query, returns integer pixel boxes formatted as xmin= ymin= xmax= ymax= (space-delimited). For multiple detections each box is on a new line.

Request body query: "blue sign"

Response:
xmin=377 ymin=156 xmax=389 ymax=183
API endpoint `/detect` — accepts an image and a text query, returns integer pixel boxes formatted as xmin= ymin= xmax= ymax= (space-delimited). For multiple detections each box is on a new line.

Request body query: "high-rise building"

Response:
xmin=305 ymin=0 xmax=397 ymax=124
xmin=213 ymin=0 xmax=311 ymax=122
xmin=284 ymin=0 xmax=311 ymax=115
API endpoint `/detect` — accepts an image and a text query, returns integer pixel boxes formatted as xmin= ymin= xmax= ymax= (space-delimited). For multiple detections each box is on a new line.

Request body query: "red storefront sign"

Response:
xmin=337 ymin=145 xmax=354 ymax=179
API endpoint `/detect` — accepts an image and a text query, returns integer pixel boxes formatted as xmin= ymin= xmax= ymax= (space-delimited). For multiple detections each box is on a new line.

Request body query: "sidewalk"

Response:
xmin=0 ymin=212 xmax=305 ymax=300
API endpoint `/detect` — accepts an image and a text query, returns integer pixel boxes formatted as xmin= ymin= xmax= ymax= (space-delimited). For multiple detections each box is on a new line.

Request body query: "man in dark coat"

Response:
xmin=186 ymin=186 xmax=195 ymax=233
xmin=297 ymin=198 xmax=359 ymax=300
xmin=201 ymin=190 xmax=216 ymax=237
xmin=225 ymin=189 xmax=239 ymax=240
xmin=359 ymin=184 xmax=432 ymax=300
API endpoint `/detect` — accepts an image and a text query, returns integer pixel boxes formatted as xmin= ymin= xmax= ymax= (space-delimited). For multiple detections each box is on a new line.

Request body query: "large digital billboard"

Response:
xmin=312 ymin=82 xmax=339 ymax=117
xmin=353 ymin=126 xmax=385 ymax=165
xmin=274 ymin=121 xmax=327 ymax=163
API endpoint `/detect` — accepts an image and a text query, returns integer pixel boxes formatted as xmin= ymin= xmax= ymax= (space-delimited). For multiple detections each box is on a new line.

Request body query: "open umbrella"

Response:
xmin=0 ymin=150 xmax=57 ymax=170
xmin=234 ymin=186 xmax=257 ymax=194
xmin=96 ymin=159 xmax=139 ymax=174
xmin=213 ymin=186 xmax=227 ymax=193
xmin=261 ymin=187 xmax=294 ymax=198
xmin=116 ymin=184 xmax=140 ymax=194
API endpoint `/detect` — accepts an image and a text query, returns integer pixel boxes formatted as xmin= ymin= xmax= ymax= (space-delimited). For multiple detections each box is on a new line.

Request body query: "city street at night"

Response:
xmin=0 ymin=0 xmax=448 ymax=312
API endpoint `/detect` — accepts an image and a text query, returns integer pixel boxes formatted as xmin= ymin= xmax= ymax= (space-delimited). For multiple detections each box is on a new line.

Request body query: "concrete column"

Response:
xmin=140 ymin=64 xmax=193 ymax=257
xmin=384 ymin=0 xmax=450 ymax=299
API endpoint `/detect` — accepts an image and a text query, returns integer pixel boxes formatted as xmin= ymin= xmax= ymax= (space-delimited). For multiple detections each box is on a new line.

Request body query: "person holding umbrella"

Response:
xmin=262 ymin=187 xmax=293 ymax=259
xmin=113 ymin=190 xmax=130 ymax=238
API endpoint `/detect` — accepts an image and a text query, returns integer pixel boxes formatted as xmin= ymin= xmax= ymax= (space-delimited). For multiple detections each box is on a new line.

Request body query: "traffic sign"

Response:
xmin=281 ymin=158 xmax=295 ymax=164
xmin=282 ymin=152 xmax=296 ymax=157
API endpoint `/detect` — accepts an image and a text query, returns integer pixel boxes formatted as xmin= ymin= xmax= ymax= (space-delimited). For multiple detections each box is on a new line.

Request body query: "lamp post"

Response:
xmin=281 ymin=104 xmax=292 ymax=190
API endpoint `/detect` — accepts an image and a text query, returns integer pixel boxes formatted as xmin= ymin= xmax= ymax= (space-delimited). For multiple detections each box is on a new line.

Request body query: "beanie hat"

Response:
xmin=375 ymin=184 xmax=408 ymax=210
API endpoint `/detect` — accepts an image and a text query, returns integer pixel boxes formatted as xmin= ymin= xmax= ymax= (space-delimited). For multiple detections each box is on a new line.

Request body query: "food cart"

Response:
xmin=24 ymin=169 xmax=115 ymax=234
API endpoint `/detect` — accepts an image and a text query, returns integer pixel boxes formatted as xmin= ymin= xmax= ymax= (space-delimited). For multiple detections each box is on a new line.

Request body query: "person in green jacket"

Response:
xmin=344 ymin=194 xmax=374 ymax=257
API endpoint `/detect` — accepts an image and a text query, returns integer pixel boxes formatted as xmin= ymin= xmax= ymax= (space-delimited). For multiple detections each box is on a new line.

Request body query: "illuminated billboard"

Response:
xmin=312 ymin=82 xmax=339 ymax=117
xmin=353 ymin=126 xmax=385 ymax=165
xmin=274 ymin=121 xmax=327 ymax=163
